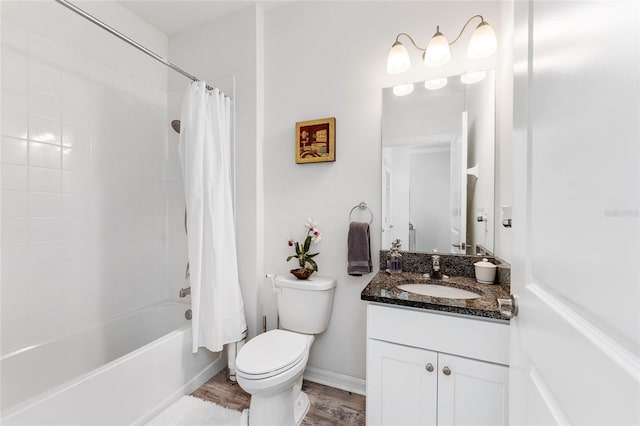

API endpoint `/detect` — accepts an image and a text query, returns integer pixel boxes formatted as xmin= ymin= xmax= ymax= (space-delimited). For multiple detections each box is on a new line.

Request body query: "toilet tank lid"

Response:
xmin=276 ymin=276 xmax=336 ymax=291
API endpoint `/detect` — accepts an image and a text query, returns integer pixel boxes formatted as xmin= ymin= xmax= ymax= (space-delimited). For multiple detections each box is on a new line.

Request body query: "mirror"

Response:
xmin=381 ymin=70 xmax=495 ymax=255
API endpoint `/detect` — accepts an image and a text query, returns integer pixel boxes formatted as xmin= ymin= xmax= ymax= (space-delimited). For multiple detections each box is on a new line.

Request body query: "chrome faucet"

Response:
xmin=179 ymin=261 xmax=191 ymax=298
xmin=431 ymin=255 xmax=443 ymax=280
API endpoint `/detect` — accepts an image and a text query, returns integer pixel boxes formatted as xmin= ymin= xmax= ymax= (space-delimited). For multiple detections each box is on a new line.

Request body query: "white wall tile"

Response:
xmin=1 ymin=90 xmax=28 ymax=114
xmin=29 ymin=166 xmax=61 ymax=193
xmin=1 ymin=243 xmax=30 ymax=270
xmin=1 ymin=20 xmax=28 ymax=54
xmin=1 ymin=137 xmax=28 ymax=165
xmin=28 ymin=141 xmax=60 ymax=168
xmin=1 ymin=163 xmax=27 ymax=191
xmin=62 ymin=71 xmax=89 ymax=107
xmin=28 ymin=116 xmax=60 ymax=144
xmin=28 ymin=61 xmax=61 ymax=98
xmin=29 ymin=192 xmax=61 ymax=217
xmin=1 ymin=190 xmax=28 ymax=217
xmin=29 ymin=217 xmax=63 ymax=242
xmin=1 ymin=109 xmax=28 ymax=139
xmin=1 ymin=54 xmax=27 ymax=94
xmin=1 ymin=217 xmax=29 ymax=245
xmin=29 ymin=92 xmax=61 ymax=121
xmin=62 ymin=147 xmax=88 ymax=171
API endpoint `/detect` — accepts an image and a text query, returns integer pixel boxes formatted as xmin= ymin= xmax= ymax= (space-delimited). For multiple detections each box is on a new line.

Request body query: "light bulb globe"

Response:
xmin=460 ymin=70 xmax=487 ymax=85
xmin=387 ymin=41 xmax=411 ymax=74
xmin=424 ymin=28 xmax=451 ymax=67
xmin=424 ymin=77 xmax=448 ymax=90
xmin=467 ymin=22 xmax=497 ymax=59
xmin=393 ymin=83 xmax=415 ymax=96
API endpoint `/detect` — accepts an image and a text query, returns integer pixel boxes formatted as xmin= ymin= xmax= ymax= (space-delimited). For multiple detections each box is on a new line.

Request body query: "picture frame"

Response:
xmin=295 ymin=117 xmax=336 ymax=164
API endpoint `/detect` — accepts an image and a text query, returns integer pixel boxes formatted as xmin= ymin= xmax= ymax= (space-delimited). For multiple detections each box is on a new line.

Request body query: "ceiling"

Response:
xmin=115 ymin=1 xmax=289 ymax=36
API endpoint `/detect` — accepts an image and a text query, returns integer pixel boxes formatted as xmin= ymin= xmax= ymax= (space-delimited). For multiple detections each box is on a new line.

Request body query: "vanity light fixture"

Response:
xmin=424 ymin=77 xmax=448 ymax=90
xmin=386 ymin=15 xmax=497 ymax=74
xmin=393 ymin=82 xmax=415 ymax=96
xmin=460 ymin=70 xmax=487 ymax=84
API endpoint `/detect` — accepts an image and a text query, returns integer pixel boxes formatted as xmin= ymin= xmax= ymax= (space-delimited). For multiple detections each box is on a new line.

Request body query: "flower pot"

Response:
xmin=290 ymin=268 xmax=314 ymax=280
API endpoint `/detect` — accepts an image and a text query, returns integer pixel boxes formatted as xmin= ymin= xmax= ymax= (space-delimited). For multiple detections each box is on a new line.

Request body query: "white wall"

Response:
xmin=167 ymin=5 xmax=264 ymax=339
xmin=263 ymin=1 xmax=500 ymax=381
xmin=0 ymin=1 xmax=169 ymax=353
xmin=495 ymin=0 xmax=514 ymax=262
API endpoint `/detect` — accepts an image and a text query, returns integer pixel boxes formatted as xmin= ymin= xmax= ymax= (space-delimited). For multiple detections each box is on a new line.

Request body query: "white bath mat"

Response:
xmin=146 ymin=395 xmax=248 ymax=426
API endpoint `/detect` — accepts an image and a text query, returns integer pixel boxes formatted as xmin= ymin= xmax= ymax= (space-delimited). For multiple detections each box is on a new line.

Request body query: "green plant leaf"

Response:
xmin=286 ymin=255 xmax=296 ymax=262
xmin=307 ymin=258 xmax=318 ymax=271
xmin=295 ymin=242 xmax=301 ymax=255
xmin=303 ymin=235 xmax=312 ymax=252
xmin=307 ymin=252 xmax=319 ymax=258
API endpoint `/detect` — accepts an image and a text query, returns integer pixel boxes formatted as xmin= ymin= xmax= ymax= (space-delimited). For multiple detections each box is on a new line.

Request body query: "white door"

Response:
xmin=510 ymin=1 xmax=640 ymax=425
xmin=437 ymin=353 xmax=509 ymax=426
xmin=450 ymin=112 xmax=468 ymax=254
xmin=367 ymin=339 xmax=438 ymax=425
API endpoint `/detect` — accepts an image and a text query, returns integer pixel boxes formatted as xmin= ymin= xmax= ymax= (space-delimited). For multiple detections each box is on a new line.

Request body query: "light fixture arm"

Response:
xmin=394 ymin=32 xmax=427 ymax=52
xmin=448 ymin=14 xmax=485 ymax=46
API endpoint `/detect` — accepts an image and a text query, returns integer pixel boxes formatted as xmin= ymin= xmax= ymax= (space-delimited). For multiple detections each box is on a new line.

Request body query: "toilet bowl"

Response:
xmin=236 ymin=330 xmax=313 ymax=425
xmin=235 ymin=275 xmax=336 ymax=426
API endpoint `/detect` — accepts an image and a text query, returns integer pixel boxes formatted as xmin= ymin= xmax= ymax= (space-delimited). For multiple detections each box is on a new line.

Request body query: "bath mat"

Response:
xmin=146 ymin=395 xmax=248 ymax=426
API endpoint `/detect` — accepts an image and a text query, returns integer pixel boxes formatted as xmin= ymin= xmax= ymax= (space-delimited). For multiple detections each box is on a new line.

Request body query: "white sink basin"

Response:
xmin=397 ymin=283 xmax=480 ymax=300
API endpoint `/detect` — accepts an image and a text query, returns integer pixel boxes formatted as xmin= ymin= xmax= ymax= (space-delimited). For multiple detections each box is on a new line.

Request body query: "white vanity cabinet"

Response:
xmin=366 ymin=304 xmax=509 ymax=426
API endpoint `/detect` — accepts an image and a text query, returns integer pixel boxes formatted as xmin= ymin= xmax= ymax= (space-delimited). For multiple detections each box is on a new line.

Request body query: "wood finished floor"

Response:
xmin=191 ymin=369 xmax=366 ymax=425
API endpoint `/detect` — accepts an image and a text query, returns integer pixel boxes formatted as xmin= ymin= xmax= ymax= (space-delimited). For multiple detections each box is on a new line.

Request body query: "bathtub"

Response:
xmin=1 ymin=301 xmax=223 ymax=425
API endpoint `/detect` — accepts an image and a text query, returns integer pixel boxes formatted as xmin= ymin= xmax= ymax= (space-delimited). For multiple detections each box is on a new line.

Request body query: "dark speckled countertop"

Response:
xmin=361 ymin=271 xmax=511 ymax=321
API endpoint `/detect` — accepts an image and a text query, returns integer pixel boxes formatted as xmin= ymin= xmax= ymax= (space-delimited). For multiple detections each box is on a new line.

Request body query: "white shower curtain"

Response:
xmin=178 ymin=81 xmax=247 ymax=353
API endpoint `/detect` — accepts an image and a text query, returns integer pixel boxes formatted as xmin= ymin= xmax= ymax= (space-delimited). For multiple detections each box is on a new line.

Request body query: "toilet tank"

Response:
xmin=275 ymin=276 xmax=336 ymax=334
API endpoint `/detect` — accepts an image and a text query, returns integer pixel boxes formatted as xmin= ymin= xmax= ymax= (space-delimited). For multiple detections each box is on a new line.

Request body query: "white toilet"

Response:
xmin=235 ymin=275 xmax=336 ymax=426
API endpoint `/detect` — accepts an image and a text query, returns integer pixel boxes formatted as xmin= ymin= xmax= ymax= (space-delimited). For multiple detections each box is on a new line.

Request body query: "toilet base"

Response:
xmin=293 ymin=391 xmax=310 ymax=425
xmin=246 ymin=389 xmax=309 ymax=426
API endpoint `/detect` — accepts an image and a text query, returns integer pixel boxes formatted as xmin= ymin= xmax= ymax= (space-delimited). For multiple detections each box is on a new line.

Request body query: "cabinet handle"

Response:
xmin=442 ymin=366 xmax=451 ymax=376
xmin=425 ymin=363 xmax=434 ymax=372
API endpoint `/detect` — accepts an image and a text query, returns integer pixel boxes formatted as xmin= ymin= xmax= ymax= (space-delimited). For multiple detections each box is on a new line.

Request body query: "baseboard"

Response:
xmin=134 ymin=353 xmax=226 ymax=425
xmin=303 ymin=366 xmax=366 ymax=396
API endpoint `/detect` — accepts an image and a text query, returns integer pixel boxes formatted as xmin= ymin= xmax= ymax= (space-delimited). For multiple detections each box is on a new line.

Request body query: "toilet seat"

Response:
xmin=236 ymin=330 xmax=309 ymax=380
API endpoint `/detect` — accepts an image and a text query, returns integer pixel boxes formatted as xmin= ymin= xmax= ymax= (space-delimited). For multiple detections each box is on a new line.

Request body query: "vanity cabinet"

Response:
xmin=366 ymin=304 xmax=509 ymax=426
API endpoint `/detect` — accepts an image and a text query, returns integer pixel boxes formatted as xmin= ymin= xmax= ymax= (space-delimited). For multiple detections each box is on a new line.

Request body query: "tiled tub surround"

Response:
xmin=363 ymin=251 xmax=511 ymax=320
xmin=0 ymin=16 xmax=171 ymax=353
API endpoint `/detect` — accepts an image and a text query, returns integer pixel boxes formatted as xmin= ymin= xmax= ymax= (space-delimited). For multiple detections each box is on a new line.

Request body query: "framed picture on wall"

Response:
xmin=295 ymin=117 xmax=336 ymax=164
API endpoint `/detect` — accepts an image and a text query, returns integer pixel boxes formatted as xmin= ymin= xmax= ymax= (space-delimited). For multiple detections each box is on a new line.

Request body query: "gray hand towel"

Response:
xmin=348 ymin=222 xmax=372 ymax=276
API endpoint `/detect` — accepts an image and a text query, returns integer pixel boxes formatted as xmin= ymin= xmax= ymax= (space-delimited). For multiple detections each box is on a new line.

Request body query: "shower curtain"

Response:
xmin=178 ymin=81 xmax=247 ymax=353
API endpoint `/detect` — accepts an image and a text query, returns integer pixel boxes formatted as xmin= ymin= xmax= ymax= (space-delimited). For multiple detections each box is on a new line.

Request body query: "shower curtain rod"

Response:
xmin=54 ymin=0 xmax=214 ymax=91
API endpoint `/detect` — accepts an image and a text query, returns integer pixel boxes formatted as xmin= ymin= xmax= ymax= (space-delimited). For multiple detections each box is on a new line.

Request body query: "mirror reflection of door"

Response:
xmin=381 ymin=70 xmax=495 ymax=255
xmin=450 ymin=112 xmax=468 ymax=254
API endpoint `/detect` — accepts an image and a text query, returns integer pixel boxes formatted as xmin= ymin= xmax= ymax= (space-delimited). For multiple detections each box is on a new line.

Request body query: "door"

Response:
xmin=367 ymin=339 xmax=438 ymax=425
xmin=437 ymin=353 xmax=508 ymax=426
xmin=510 ymin=1 xmax=639 ymax=425
xmin=450 ymin=112 xmax=468 ymax=254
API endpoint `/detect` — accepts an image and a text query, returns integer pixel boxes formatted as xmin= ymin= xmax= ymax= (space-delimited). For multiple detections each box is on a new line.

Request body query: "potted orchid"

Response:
xmin=287 ymin=218 xmax=322 ymax=279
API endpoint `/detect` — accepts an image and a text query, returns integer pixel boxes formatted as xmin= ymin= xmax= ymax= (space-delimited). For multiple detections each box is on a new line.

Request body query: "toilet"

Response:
xmin=235 ymin=275 xmax=336 ymax=426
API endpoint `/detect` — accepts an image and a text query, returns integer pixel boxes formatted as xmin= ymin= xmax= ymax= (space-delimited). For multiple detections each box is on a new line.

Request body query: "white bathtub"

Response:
xmin=1 ymin=301 xmax=223 ymax=425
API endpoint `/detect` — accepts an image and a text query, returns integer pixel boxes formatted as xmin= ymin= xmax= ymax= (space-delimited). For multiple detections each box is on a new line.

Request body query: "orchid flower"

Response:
xmin=287 ymin=219 xmax=322 ymax=272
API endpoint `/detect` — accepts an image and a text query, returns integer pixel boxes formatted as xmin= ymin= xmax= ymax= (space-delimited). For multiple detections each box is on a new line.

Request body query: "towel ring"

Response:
xmin=349 ymin=202 xmax=373 ymax=225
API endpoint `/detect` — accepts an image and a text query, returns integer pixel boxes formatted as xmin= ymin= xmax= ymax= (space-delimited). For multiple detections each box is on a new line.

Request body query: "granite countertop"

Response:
xmin=361 ymin=271 xmax=511 ymax=321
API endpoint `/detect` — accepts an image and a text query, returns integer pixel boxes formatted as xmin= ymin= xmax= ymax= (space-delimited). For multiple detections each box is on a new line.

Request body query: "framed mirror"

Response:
xmin=381 ymin=70 xmax=495 ymax=255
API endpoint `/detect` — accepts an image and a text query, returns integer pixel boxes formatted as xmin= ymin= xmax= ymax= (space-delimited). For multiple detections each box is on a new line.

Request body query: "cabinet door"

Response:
xmin=437 ymin=353 xmax=508 ymax=426
xmin=367 ymin=339 xmax=438 ymax=426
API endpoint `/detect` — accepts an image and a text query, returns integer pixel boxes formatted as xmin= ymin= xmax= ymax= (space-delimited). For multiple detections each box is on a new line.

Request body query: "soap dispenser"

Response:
xmin=387 ymin=239 xmax=403 ymax=274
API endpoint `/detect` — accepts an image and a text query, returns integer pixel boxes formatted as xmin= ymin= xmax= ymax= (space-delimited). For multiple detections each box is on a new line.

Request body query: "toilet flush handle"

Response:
xmin=266 ymin=273 xmax=282 ymax=294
